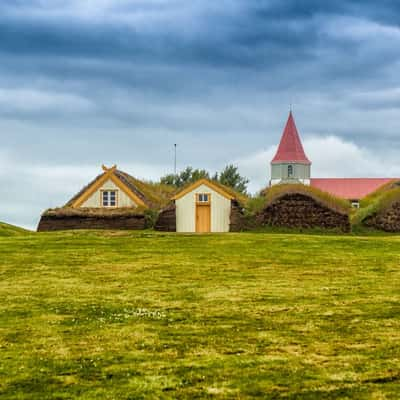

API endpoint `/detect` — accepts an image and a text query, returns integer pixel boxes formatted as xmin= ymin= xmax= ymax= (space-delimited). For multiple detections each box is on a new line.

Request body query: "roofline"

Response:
xmin=172 ymin=178 xmax=235 ymax=201
xmin=71 ymin=165 xmax=148 ymax=208
xmin=271 ymin=160 xmax=312 ymax=165
xmin=310 ymin=178 xmax=398 ymax=180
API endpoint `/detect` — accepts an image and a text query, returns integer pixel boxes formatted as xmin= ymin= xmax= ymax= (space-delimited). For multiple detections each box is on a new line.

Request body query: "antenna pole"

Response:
xmin=174 ymin=144 xmax=177 ymax=175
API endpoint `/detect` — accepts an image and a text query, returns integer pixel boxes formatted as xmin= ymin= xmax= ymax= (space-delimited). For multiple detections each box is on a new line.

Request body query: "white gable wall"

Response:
xmin=80 ymin=179 xmax=137 ymax=208
xmin=175 ymin=183 xmax=232 ymax=232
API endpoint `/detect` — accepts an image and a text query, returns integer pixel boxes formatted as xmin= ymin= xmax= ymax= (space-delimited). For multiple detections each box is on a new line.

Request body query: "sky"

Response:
xmin=1 ymin=0 xmax=400 ymax=229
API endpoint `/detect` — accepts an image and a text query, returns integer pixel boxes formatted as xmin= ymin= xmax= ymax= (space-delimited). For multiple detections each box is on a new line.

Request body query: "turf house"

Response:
xmin=155 ymin=178 xmax=246 ymax=233
xmin=37 ymin=165 xmax=170 ymax=231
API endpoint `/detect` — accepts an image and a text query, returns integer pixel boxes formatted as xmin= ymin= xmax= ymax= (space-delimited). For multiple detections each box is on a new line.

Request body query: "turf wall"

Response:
xmin=256 ymin=193 xmax=351 ymax=232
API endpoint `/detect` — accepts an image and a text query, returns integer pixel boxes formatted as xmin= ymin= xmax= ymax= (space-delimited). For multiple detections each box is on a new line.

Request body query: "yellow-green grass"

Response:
xmin=251 ymin=184 xmax=351 ymax=215
xmin=353 ymin=187 xmax=400 ymax=227
xmin=360 ymin=180 xmax=400 ymax=208
xmin=0 ymin=230 xmax=399 ymax=399
xmin=0 ymin=221 xmax=30 ymax=237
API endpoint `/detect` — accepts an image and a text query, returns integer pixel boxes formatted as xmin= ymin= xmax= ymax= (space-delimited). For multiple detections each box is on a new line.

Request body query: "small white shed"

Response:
xmin=172 ymin=179 xmax=236 ymax=233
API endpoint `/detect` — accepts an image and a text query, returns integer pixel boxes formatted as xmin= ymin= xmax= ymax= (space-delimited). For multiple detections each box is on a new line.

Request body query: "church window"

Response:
xmin=288 ymin=165 xmax=294 ymax=177
xmin=102 ymin=190 xmax=117 ymax=207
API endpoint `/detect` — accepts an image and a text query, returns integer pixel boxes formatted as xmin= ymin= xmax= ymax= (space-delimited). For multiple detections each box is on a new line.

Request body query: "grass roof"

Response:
xmin=117 ymin=173 xmax=173 ymax=209
xmin=251 ymin=184 xmax=351 ymax=215
xmin=352 ymin=186 xmax=400 ymax=226
xmin=42 ymin=207 xmax=149 ymax=218
xmin=360 ymin=179 xmax=400 ymax=208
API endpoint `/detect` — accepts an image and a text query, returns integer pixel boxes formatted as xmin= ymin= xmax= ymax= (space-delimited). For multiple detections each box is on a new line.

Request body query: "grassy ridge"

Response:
xmin=0 ymin=230 xmax=399 ymax=399
xmin=249 ymin=184 xmax=351 ymax=215
xmin=0 ymin=222 xmax=30 ymax=237
xmin=353 ymin=187 xmax=400 ymax=226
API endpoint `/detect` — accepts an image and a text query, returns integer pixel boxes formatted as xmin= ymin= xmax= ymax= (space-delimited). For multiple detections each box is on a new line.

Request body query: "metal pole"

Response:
xmin=174 ymin=144 xmax=177 ymax=175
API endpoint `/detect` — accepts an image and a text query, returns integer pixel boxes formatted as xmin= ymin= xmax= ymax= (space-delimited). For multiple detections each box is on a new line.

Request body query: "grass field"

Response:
xmin=0 ymin=222 xmax=30 ymax=237
xmin=0 ymin=230 xmax=399 ymax=399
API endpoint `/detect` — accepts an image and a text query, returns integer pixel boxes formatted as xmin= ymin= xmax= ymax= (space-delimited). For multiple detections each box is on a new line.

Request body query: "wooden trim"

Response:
xmin=109 ymin=174 xmax=147 ymax=208
xmin=172 ymin=179 xmax=234 ymax=201
xmin=196 ymin=192 xmax=211 ymax=204
xmin=72 ymin=166 xmax=117 ymax=208
xmin=72 ymin=165 xmax=147 ymax=208
xmin=100 ymin=189 xmax=119 ymax=208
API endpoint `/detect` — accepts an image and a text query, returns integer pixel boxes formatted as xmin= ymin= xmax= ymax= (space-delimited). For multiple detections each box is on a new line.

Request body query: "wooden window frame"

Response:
xmin=196 ymin=193 xmax=211 ymax=204
xmin=100 ymin=189 xmax=119 ymax=208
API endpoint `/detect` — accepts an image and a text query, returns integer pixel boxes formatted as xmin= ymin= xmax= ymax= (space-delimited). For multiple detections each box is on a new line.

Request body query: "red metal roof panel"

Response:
xmin=310 ymin=178 xmax=397 ymax=200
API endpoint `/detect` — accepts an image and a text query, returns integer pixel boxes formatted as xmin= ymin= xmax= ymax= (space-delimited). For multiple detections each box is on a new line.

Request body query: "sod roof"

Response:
xmin=360 ymin=180 xmax=400 ymax=208
xmin=257 ymin=184 xmax=351 ymax=215
xmin=352 ymin=186 xmax=400 ymax=226
xmin=42 ymin=207 xmax=148 ymax=218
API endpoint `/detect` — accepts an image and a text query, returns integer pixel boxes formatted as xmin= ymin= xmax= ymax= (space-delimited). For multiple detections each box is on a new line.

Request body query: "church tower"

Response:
xmin=270 ymin=112 xmax=311 ymax=186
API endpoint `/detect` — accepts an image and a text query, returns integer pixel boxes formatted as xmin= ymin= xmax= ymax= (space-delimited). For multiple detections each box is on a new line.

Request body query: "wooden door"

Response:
xmin=196 ymin=204 xmax=211 ymax=233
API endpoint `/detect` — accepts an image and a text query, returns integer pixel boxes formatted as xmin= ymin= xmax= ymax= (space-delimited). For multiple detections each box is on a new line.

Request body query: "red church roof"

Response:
xmin=310 ymin=178 xmax=397 ymax=200
xmin=271 ymin=112 xmax=311 ymax=164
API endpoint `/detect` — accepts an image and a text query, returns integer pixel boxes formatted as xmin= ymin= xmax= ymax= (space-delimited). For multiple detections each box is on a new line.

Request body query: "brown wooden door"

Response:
xmin=196 ymin=204 xmax=211 ymax=233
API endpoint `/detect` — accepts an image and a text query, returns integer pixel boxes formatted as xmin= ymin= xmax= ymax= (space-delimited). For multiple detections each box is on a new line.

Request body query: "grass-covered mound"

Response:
xmin=360 ymin=180 xmax=400 ymax=208
xmin=0 ymin=231 xmax=399 ymax=398
xmin=253 ymin=184 xmax=351 ymax=232
xmin=262 ymin=184 xmax=351 ymax=214
xmin=0 ymin=221 xmax=30 ymax=237
xmin=353 ymin=186 xmax=400 ymax=231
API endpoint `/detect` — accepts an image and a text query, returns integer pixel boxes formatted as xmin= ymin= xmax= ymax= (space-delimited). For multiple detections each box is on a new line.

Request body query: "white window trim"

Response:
xmin=101 ymin=190 xmax=118 ymax=208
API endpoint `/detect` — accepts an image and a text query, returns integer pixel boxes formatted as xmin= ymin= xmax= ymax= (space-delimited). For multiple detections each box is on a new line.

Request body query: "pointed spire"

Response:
xmin=271 ymin=112 xmax=311 ymax=164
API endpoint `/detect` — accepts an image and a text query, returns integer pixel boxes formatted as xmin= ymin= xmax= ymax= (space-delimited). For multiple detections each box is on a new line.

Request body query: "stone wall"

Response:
xmin=154 ymin=204 xmax=176 ymax=232
xmin=37 ymin=214 xmax=146 ymax=232
xmin=256 ymin=193 xmax=351 ymax=232
xmin=363 ymin=202 xmax=400 ymax=232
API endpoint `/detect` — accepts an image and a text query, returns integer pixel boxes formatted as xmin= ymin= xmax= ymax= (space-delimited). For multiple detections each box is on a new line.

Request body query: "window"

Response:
xmin=288 ymin=165 xmax=294 ymax=177
xmin=102 ymin=190 xmax=117 ymax=207
xmin=351 ymin=201 xmax=360 ymax=209
xmin=197 ymin=193 xmax=210 ymax=203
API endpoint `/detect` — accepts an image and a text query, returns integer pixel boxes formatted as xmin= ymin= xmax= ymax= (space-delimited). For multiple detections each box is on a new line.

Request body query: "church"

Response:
xmin=270 ymin=112 xmax=397 ymax=207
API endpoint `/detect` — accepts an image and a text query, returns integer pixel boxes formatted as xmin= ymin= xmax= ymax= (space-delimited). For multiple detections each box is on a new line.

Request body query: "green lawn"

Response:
xmin=0 ymin=222 xmax=30 ymax=237
xmin=0 ymin=230 xmax=399 ymax=399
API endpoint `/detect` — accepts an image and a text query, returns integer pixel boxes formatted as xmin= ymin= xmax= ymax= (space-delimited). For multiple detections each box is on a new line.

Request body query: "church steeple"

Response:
xmin=270 ymin=112 xmax=311 ymax=186
xmin=272 ymin=112 xmax=311 ymax=164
